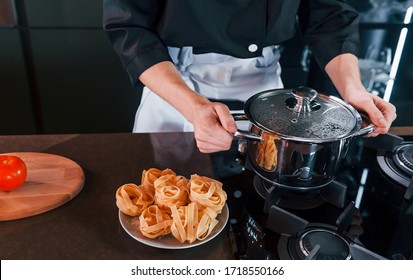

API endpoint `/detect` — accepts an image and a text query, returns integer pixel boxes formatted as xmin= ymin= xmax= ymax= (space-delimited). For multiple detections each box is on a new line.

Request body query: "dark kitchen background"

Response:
xmin=0 ymin=0 xmax=412 ymax=136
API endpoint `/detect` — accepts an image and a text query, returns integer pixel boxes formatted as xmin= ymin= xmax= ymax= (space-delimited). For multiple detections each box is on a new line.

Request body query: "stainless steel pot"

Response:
xmin=234 ymin=86 xmax=374 ymax=190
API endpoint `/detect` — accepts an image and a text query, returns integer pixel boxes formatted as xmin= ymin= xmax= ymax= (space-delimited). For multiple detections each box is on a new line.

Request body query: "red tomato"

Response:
xmin=0 ymin=155 xmax=27 ymax=191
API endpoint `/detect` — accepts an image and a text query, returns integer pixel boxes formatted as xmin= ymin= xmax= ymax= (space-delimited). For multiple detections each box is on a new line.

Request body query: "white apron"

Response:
xmin=133 ymin=46 xmax=283 ymax=132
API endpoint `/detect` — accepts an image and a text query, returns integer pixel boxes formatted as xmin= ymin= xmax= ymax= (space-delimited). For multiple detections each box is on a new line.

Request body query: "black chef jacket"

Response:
xmin=103 ymin=0 xmax=360 ymax=87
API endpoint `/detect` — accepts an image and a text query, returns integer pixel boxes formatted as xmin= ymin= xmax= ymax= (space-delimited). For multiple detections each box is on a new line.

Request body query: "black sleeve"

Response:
xmin=102 ymin=0 xmax=171 ymax=87
xmin=298 ymin=0 xmax=360 ymax=70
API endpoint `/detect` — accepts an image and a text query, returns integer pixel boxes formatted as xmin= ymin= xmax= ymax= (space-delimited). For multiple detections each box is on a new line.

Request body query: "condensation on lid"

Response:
xmin=246 ymin=90 xmax=358 ymax=139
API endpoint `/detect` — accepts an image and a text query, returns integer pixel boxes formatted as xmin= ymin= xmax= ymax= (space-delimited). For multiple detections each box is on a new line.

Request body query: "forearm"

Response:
xmin=324 ymin=53 xmax=365 ymax=102
xmin=138 ymin=61 xmax=237 ymax=153
xmin=324 ymin=53 xmax=396 ymax=136
xmin=138 ymin=61 xmax=210 ymax=123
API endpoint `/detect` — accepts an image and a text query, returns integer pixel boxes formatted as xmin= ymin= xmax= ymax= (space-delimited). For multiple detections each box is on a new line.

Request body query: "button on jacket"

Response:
xmin=103 ymin=0 xmax=360 ymax=87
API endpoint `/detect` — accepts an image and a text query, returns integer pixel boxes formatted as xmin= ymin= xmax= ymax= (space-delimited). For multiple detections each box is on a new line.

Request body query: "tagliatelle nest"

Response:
xmin=115 ymin=167 xmax=227 ymax=243
xmin=188 ymin=174 xmax=227 ymax=214
xmin=116 ymin=183 xmax=154 ymax=217
xmin=139 ymin=205 xmax=173 ymax=239
xmin=154 ymin=174 xmax=189 ymax=211
xmin=141 ymin=168 xmax=176 ymax=195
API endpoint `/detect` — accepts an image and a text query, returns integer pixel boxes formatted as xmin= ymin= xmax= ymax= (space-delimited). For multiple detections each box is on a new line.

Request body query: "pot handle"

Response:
xmin=232 ymin=113 xmax=263 ymax=142
xmin=352 ymin=113 xmax=376 ymax=137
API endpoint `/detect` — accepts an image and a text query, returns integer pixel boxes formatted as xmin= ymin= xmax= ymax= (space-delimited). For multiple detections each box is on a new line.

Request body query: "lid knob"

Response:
xmin=291 ymin=86 xmax=318 ymax=113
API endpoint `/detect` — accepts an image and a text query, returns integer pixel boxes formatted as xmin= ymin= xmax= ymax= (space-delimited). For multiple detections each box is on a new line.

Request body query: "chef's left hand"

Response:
xmin=325 ymin=53 xmax=397 ymax=137
xmin=345 ymin=89 xmax=397 ymax=137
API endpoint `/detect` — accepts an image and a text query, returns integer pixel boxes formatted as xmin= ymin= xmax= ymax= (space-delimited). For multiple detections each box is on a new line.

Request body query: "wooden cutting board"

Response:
xmin=0 ymin=152 xmax=85 ymax=221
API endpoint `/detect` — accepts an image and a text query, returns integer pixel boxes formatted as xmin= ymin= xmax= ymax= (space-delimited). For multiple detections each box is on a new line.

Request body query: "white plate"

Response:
xmin=119 ymin=204 xmax=229 ymax=249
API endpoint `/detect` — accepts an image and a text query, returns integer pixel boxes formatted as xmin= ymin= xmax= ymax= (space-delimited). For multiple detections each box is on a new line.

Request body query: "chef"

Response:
xmin=103 ymin=0 xmax=397 ymax=153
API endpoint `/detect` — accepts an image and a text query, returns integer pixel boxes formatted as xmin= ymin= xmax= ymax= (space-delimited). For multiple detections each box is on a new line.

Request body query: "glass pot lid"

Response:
xmin=244 ymin=86 xmax=362 ymax=141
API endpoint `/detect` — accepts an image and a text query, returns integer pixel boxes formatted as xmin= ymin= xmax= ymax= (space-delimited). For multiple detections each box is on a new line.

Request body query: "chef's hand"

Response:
xmin=138 ymin=61 xmax=238 ymax=153
xmin=345 ymin=89 xmax=397 ymax=137
xmin=325 ymin=54 xmax=397 ymax=137
xmin=191 ymin=101 xmax=238 ymax=153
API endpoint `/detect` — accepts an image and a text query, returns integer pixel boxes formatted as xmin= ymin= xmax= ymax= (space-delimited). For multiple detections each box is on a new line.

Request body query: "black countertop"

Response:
xmin=1 ymin=127 xmax=412 ymax=260
xmin=0 ymin=133 xmax=234 ymax=260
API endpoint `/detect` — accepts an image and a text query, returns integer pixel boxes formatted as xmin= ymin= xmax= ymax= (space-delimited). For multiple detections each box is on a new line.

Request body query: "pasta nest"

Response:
xmin=139 ymin=205 xmax=173 ymax=239
xmin=154 ymin=174 xmax=189 ymax=211
xmin=141 ymin=168 xmax=176 ymax=195
xmin=115 ymin=183 xmax=154 ymax=217
xmin=188 ymin=174 xmax=227 ymax=214
xmin=115 ymin=168 xmax=227 ymax=243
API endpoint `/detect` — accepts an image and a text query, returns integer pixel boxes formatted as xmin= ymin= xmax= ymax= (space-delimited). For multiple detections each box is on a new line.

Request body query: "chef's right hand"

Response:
xmin=191 ymin=101 xmax=238 ymax=153
xmin=138 ymin=62 xmax=238 ymax=152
